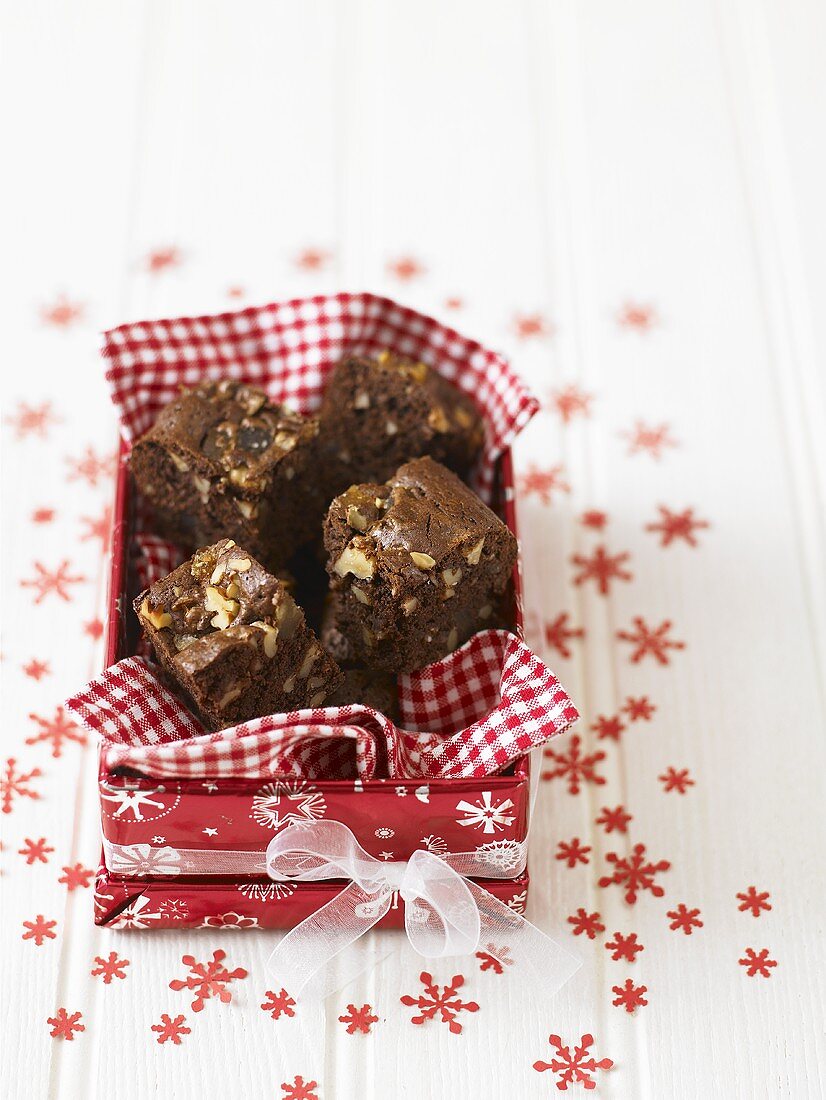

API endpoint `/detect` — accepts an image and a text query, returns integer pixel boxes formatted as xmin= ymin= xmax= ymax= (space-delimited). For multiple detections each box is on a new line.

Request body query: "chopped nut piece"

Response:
xmin=352 ymin=586 xmax=371 ymax=605
xmin=385 ymin=420 xmax=398 ymax=435
xmin=353 ymin=390 xmax=371 ymax=409
xmin=402 ymin=597 xmax=418 ymax=614
xmin=228 ymin=465 xmax=251 ymax=487
xmin=224 ymin=581 xmax=241 ymax=599
xmin=446 ymin=627 xmax=459 ymax=650
xmin=297 ymin=644 xmax=320 ymax=679
xmin=253 ymin=621 xmax=279 ymax=658
xmin=235 ymin=499 xmax=257 ymax=520
xmin=169 ymin=451 xmax=189 ymax=472
xmin=410 ymin=552 xmax=436 ymax=570
xmin=227 ymin=557 xmax=252 ymax=572
xmin=210 ymin=562 xmax=227 ymax=585
xmin=465 ymin=537 xmax=485 ymax=565
xmin=172 ymin=633 xmax=198 ymax=652
xmin=274 ymin=596 xmax=302 ymax=639
xmin=192 ymin=474 xmax=211 ymax=501
xmin=204 ymin=586 xmax=239 ymax=630
xmin=309 ymin=691 xmax=327 ymax=707
xmin=442 ymin=567 xmax=463 ymax=587
xmin=218 ymin=686 xmax=242 ymax=709
xmin=478 ymin=604 xmax=493 ymax=619
xmin=334 ymin=545 xmax=375 ymax=579
xmin=428 ymin=405 xmax=450 ymax=433
xmin=346 ymin=505 xmax=368 ymax=532
xmin=139 ymin=598 xmax=172 ymax=630
xmin=307 ymin=675 xmax=327 ymax=692
xmin=282 ymin=675 xmax=296 ymax=694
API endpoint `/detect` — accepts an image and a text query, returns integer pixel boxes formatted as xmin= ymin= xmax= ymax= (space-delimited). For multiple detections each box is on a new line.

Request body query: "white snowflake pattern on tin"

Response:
xmin=421 ymin=835 xmax=449 ymax=855
xmin=158 ymin=899 xmax=189 ymax=919
xmin=250 ymin=780 xmax=327 ymax=832
xmin=100 ymin=779 xmax=181 ymax=823
xmin=375 ymin=827 xmax=395 ymax=838
xmin=238 ymin=882 xmax=297 ymax=902
xmin=199 ymin=912 xmax=260 ymax=929
xmin=507 ymin=890 xmax=528 ymax=915
xmin=109 ymin=894 xmax=162 ymax=929
xmin=455 ymin=792 xmax=516 ymax=835
xmin=475 ymin=839 xmax=525 ymax=874
xmin=107 ymin=844 xmax=181 ymax=877
xmin=395 ymin=786 xmax=408 ymax=797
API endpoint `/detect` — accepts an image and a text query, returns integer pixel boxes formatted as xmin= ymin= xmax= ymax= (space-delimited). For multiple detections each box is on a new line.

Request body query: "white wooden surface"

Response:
xmin=2 ymin=2 xmax=825 ymax=1097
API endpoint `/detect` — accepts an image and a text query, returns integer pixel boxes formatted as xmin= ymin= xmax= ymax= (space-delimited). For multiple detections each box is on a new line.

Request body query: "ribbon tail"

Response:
xmin=464 ymin=880 xmax=581 ymax=997
xmin=267 ymin=880 xmax=392 ymax=998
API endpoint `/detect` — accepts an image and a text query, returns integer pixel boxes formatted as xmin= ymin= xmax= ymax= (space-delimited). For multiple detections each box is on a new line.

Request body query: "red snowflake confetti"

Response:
xmin=737 ymin=887 xmax=772 ymax=918
xmin=26 ymin=706 xmax=86 ymax=758
xmin=145 ymin=246 xmax=182 ymax=273
xmin=226 ymin=285 xmax=245 ymax=298
xmin=5 ymin=401 xmax=60 ymax=440
xmin=280 ymin=1077 xmax=319 ymax=1100
xmin=518 ymin=463 xmax=570 ymax=505
xmin=47 ymin=1009 xmax=85 ymax=1040
xmin=623 ymin=695 xmax=656 ymax=721
xmin=18 ymin=837 xmax=54 ymax=864
xmin=21 ymin=560 xmax=86 ymax=604
xmin=80 ymin=505 xmax=112 ymax=551
xmin=622 ymin=421 xmax=678 ymax=460
xmin=659 ymin=767 xmax=695 ymax=794
xmin=542 ymin=735 xmax=606 ymax=794
xmin=617 ymin=302 xmax=657 ymax=330
xmin=400 ymin=971 xmax=479 ymax=1034
xmin=91 ymin=951 xmax=130 ymax=983
xmin=580 ymin=509 xmax=608 ymax=530
xmin=169 ymin=949 xmax=248 ymax=1012
xmin=591 ymin=714 xmax=626 ymax=742
xmin=444 ymin=296 xmax=463 ymax=310
xmin=23 ymin=915 xmax=57 ymax=945
xmin=31 ymin=507 xmax=56 ymax=524
xmin=294 ymin=247 xmax=330 ymax=270
xmin=84 ymin=619 xmax=104 ymax=640
xmin=543 ymin=612 xmax=585 ymax=659
xmin=58 ymin=863 xmax=94 ymax=891
xmin=572 ymin=545 xmax=633 ymax=595
xmin=617 ymin=617 xmax=685 ymax=665
xmin=549 ymin=383 xmax=593 ymax=423
xmin=599 ymin=844 xmax=671 ymax=905
xmin=646 ymin=505 xmax=709 ymax=548
xmin=151 ymin=1013 xmax=191 ymax=1045
xmin=667 ymin=904 xmax=703 ymax=935
xmin=567 ymin=908 xmax=605 ymax=939
xmin=40 ymin=295 xmax=84 ymax=327
xmin=596 ymin=805 xmax=633 ymax=834
xmin=22 ymin=659 xmax=51 ymax=681
xmin=475 ymin=944 xmax=513 ymax=973
xmin=2 ymin=758 xmax=42 ymax=814
xmin=260 ymin=989 xmax=296 ymax=1020
xmin=387 ymin=256 xmax=425 ymax=280
xmin=605 ymin=931 xmax=644 ymax=963
xmin=556 ymin=838 xmax=591 ymax=868
xmin=338 ymin=1003 xmax=379 ymax=1034
xmin=612 ymin=978 xmax=648 ymax=1013
xmin=739 ymin=948 xmax=777 ymax=978
xmin=533 ymin=1032 xmax=613 ymax=1091
xmin=513 ymin=312 xmax=553 ymax=339
xmin=66 ymin=446 xmax=115 ymax=487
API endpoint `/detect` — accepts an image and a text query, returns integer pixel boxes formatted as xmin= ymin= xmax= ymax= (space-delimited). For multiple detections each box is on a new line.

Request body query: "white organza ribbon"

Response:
xmin=266 ymin=819 xmax=581 ymax=998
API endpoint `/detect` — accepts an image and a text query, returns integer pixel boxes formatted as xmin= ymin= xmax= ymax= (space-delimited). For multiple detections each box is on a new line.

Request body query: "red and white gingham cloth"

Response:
xmin=66 ymin=630 xmax=578 ymax=781
xmin=101 ymin=292 xmax=539 ymax=502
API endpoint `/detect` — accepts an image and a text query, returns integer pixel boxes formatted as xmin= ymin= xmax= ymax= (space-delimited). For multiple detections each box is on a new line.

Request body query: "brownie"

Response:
xmin=324 ymin=668 xmax=400 ymax=721
xmin=317 ymin=351 xmax=485 ymax=495
xmin=323 ymin=456 xmax=516 ymax=672
xmin=130 ymin=380 xmax=322 ymax=567
xmin=135 ymin=538 xmax=341 ymax=730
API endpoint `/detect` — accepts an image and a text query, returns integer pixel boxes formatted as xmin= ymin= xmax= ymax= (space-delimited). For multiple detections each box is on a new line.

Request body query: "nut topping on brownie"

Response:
xmin=130 ymin=380 xmax=323 ymax=567
xmin=135 ymin=539 xmax=341 ymax=730
xmin=323 ymin=457 xmax=517 ymax=673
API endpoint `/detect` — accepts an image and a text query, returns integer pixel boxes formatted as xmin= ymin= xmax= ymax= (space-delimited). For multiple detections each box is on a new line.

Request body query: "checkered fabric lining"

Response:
xmin=100 ymin=292 xmax=539 ymax=502
xmin=66 ymin=630 xmax=578 ymax=781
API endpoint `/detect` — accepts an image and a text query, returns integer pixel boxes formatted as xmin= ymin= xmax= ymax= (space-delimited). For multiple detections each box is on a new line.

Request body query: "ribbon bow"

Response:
xmin=266 ymin=820 xmax=580 ymax=998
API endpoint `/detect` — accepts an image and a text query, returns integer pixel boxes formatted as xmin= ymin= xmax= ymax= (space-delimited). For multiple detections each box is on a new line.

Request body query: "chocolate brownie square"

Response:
xmin=319 ymin=594 xmax=399 ymax=719
xmin=130 ymin=380 xmax=322 ymax=567
xmin=323 ymin=456 xmax=516 ymax=672
xmin=317 ymin=351 xmax=485 ymax=494
xmin=135 ymin=539 xmax=341 ymax=730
